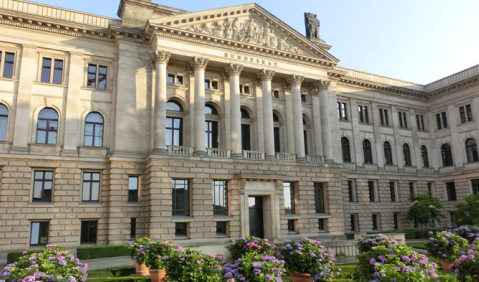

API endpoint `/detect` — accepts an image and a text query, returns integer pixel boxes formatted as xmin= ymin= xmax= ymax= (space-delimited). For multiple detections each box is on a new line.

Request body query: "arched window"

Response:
xmin=0 ymin=104 xmax=8 ymax=142
xmin=205 ymin=104 xmax=219 ymax=148
xmin=363 ymin=139 xmax=373 ymax=164
xmin=403 ymin=144 xmax=412 ymax=166
xmin=421 ymin=146 xmax=429 ymax=168
xmin=241 ymin=108 xmax=251 ymax=151
xmin=36 ymin=108 xmax=58 ymax=145
xmin=384 ymin=142 xmax=393 ymax=165
xmin=341 ymin=137 xmax=351 ymax=163
xmin=466 ymin=138 xmax=479 ymax=163
xmin=84 ymin=112 xmax=104 ymax=147
xmin=441 ymin=144 xmax=453 ymax=167
xmin=166 ymin=101 xmax=183 ymax=146
xmin=273 ymin=113 xmax=281 ymax=153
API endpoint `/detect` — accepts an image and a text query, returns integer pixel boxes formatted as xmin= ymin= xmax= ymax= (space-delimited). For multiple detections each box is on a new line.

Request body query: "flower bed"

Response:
xmin=426 ymin=231 xmax=469 ymax=261
xmin=223 ymin=252 xmax=285 ymax=282
xmin=166 ymin=247 xmax=224 ymax=282
xmin=226 ymin=236 xmax=277 ymax=261
xmin=454 ymin=240 xmax=479 ymax=281
xmin=445 ymin=225 xmax=479 ymax=243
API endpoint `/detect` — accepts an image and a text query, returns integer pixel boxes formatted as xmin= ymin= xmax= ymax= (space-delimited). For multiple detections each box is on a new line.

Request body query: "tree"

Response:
xmin=453 ymin=193 xmax=479 ymax=226
xmin=406 ymin=193 xmax=445 ymax=228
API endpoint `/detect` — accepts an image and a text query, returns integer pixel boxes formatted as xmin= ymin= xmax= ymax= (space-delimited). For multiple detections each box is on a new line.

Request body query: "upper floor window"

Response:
xmin=239 ymin=84 xmax=251 ymax=95
xmin=466 ymin=138 xmax=479 ymax=163
xmin=241 ymin=108 xmax=251 ymax=151
xmin=436 ymin=112 xmax=448 ymax=130
xmin=459 ymin=104 xmax=473 ymax=124
xmin=368 ymin=181 xmax=378 ymax=202
xmin=128 ymin=176 xmax=139 ymax=203
xmin=421 ymin=146 xmax=429 ymax=168
xmin=301 ymin=94 xmax=307 ymax=103
xmin=213 ymin=180 xmax=228 ymax=216
xmin=0 ymin=51 xmax=15 ymax=78
xmin=168 ymin=74 xmax=183 ymax=85
xmin=273 ymin=113 xmax=281 ymax=153
xmin=33 ymin=171 xmax=53 ymax=203
xmin=0 ymin=104 xmax=8 ymax=142
xmin=379 ymin=108 xmax=389 ymax=126
xmin=347 ymin=180 xmax=356 ymax=202
xmin=341 ymin=137 xmax=351 ymax=163
xmin=337 ymin=102 xmax=348 ymax=120
xmin=205 ymin=105 xmax=219 ymax=148
xmin=87 ymin=64 xmax=107 ymax=90
xmin=41 ymin=58 xmax=63 ymax=84
xmin=172 ymin=179 xmax=189 ymax=216
xmin=416 ymin=114 xmax=425 ymax=131
xmin=36 ymin=108 xmax=58 ymax=145
xmin=389 ymin=182 xmax=397 ymax=202
xmin=403 ymin=144 xmax=412 ymax=167
xmin=82 ymin=172 xmax=100 ymax=202
xmin=205 ymin=79 xmax=219 ymax=90
xmin=166 ymin=101 xmax=183 ymax=147
xmin=363 ymin=139 xmax=373 ymax=164
xmin=314 ymin=183 xmax=326 ymax=214
xmin=284 ymin=182 xmax=295 ymax=214
xmin=441 ymin=143 xmax=454 ymax=167
xmin=84 ymin=112 xmax=104 ymax=147
xmin=272 ymin=89 xmax=280 ymax=99
xmin=446 ymin=182 xmax=457 ymax=201
xmin=398 ymin=111 xmax=408 ymax=129
xmin=358 ymin=105 xmax=369 ymax=123
xmin=384 ymin=141 xmax=393 ymax=165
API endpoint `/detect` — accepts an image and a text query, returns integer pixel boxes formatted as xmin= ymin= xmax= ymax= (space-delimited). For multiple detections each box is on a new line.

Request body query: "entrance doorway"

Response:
xmin=248 ymin=196 xmax=264 ymax=238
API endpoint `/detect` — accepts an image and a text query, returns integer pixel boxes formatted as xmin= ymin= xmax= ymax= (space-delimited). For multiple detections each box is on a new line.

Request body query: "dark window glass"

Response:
xmin=318 ymin=219 xmax=325 ymax=231
xmin=82 ymin=172 xmax=100 ymax=202
xmin=98 ymin=66 xmax=107 ymax=89
xmin=167 ymin=74 xmax=175 ymax=84
xmin=384 ymin=110 xmax=389 ymax=126
xmin=274 ymin=127 xmax=281 ymax=153
xmin=446 ymin=182 xmax=457 ymax=201
xmin=364 ymin=106 xmax=369 ymax=123
xmin=87 ymin=64 xmax=97 ymax=88
xmin=81 ymin=221 xmax=97 ymax=244
xmin=166 ymin=117 xmax=183 ymax=146
xmin=379 ymin=109 xmax=384 ymax=125
xmin=372 ymin=214 xmax=378 ymax=230
xmin=314 ymin=183 xmax=325 ymax=213
xmin=416 ymin=115 xmax=421 ymax=130
xmin=32 ymin=171 xmax=53 ymax=202
xmin=3 ymin=52 xmax=15 ymax=78
xmin=241 ymin=124 xmax=251 ymax=150
xmin=205 ymin=121 xmax=218 ymax=148
xmin=441 ymin=144 xmax=454 ymax=166
xmin=341 ymin=137 xmax=351 ymax=163
xmin=166 ymin=101 xmax=182 ymax=111
xmin=471 ymin=179 xmax=479 ymax=195
xmin=409 ymin=182 xmax=415 ymax=197
xmin=204 ymin=80 xmax=210 ymax=89
xmin=216 ymin=222 xmax=227 ymax=236
xmin=273 ymin=113 xmax=280 ymax=122
xmin=175 ymin=223 xmax=187 ymax=237
xmin=442 ymin=112 xmax=448 ymax=128
xmin=36 ymin=108 xmax=58 ymax=145
xmin=368 ymin=181 xmax=375 ymax=202
xmin=130 ymin=218 xmax=136 ymax=240
xmin=0 ymin=104 xmax=8 ymax=142
xmin=403 ymin=144 xmax=411 ymax=166
xmin=176 ymin=76 xmax=183 ymax=85
xmin=128 ymin=176 xmax=139 ymax=202
xmin=466 ymin=138 xmax=479 ymax=163
xmin=211 ymin=81 xmax=218 ymax=90
xmin=358 ymin=106 xmax=368 ymax=123
xmin=303 ymin=119 xmax=308 ymax=155
xmin=384 ymin=142 xmax=393 ymax=165
xmin=428 ymin=183 xmax=433 ymax=195
xmin=393 ymin=214 xmax=399 ymax=230
xmin=460 ymin=106 xmax=467 ymax=124
xmin=240 ymin=109 xmax=250 ymax=119
xmin=41 ymin=58 xmax=51 ymax=82
xmin=399 ymin=112 xmax=403 ymax=128
xmin=213 ymin=180 xmax=228 ymax=216
xmin=403 ymin=112 xmax=408 ymax=128
xmin=172 ymin=180 xmax=189 ymax=216
xmin=390 ymin=182 xmax=396 ymax=202
xmin=436 ymin=114 xmax=442 ymax=130
xmin=205 ymin=105 xmax=218 ymax=115
xmin=421 ymin=146 xmax=429 ymax=168
xmin=348 ymin=180 xmax=354 ymax=202
xmin=272 ymin=90 xmax=279 ymax=99
xmin=53 ymin=60 xmax=63 ymax=84
xmin=466 ymin=104 xmax=473 ymax=122
xmin=363 ymin=139 xmax=373 ymax=164
xmin=350 ymin=215 xmax=356 ymax=232
xmin=30 ymin=222 xmax=49 ymax=246
xmin=243 ymin=86 xmax=250 ymax=94
xmin=301 ymin=94 xmax=306 ymax=103
xmin=84 ymin=112 xmax=104 ymax=147
xmin=421 ymin=116 xmax=425 ymax=130
xmin=284 ymin=182 xmax=295 ymax=214
xmin=287 ymin=220 xmax=295 ymax=232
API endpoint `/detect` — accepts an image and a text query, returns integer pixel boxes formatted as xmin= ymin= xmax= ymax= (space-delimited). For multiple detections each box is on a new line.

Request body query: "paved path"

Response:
xmin=83 ymin=256 xmax=134 ymax=271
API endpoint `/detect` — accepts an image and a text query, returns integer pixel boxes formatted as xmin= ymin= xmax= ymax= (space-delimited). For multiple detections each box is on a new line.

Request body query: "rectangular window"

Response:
xmin=472 ymin=179 xmax=479 ymax=195
xmin=41 ymin=58 xmax=51 ymax=82
xmin=318 ymin=219 xmax=326 ymax=231
xmin=442 ymin=112 xmax=448 ymax=128
xmin=87 ymin=64 xmax=107 ymax=89
xmin=175 ymin=223 xmax=187 ymax=238
xmin=372 ymin=214 xmax=378 ymax=230
xmin=399 ymin=111 xmax=408 ymax=128
xmin=241 ymin=124 xmax=251 ymax=151
xmin=446 ymin=182 xmax=457 ymax=201
xmin=30 ymin=222 xmax=49 ymax=246
xmin=213 ymin=180 xmax=228 ymax=216
xmin=337 ymin=102 xmax=347 ymax=120
xmin=243 ymin=85 xmax=250 ymax=94
xmin=211 ymin=80 xmax=218 ymax=90
xmin=380 ymin=109 xmax=389 ymax=126
xmin=436 ymin=113 xmax=442 ymax=130
xmin=172 ymin=179 xmax=189 ymax=216
xmin=82 ymin=172 xmax=100 ymax=202
xmin=466 ymin=104 xmax=473 ymax=122
xmin=32 ymin=171 xmax=53 ymax=202
xmin=176 ymin=75 xmax=183 ymax=85
xmin=409 ymin=182 xmax=415 ymax=198
xmin=3 ymin=52 xmax=15 ymax=78
xmin=205 ymin=121 xmax=218 ymax=148
xmin=284 ymin=182 xmax=295 ymax=214
xmin=204 ymin=80 xmax=210 ymax=89
xmin=348 ymin=180 xmax=355 ymax=202
xmin=274 ymin=127 xmax=281 ymax=153
xmin=128 ymin=176 xmax=139 ymax=203
xmin=389 ymin=182 xmax=397 ymax=202
xmin=368 ymin=181 xmax=376 ymax=202
xmin=168 ymin=74 xmax=175 ymax=84
xmin=272 ymin=90 xmax=280 ymax=99
xmin=287 ymin=219 xmax=295 ymax=233
xmin=459 ymin=105 xmax=473 ymax=123
xmin=416 ymin=115 xmax=425 ymax=130
xmin=216 ymin=222 xmax=227 ymax=237
xmin=315 ymin=183 xmax=326 ymax=213
xmin=358 ymin=105 xmax=369 ymax=123
xmin=166 ymin=117 xmax=183 ymax=146
xmin=428 ymin=182 xmax=435 ymax=196
xmin=301 ymin=94 xmax=307 ymax=103
xmin=393 ymin=214 xmax=399 ymax=230
xmin=350 ymin=214 xmax=357 ymax=232
xmin=80 ymin=221 xmax=97 ymax=244
xmin=42 ymin=58 xmax=64 ymax=84
xmin=130 ymin=218 xmax=136 ymax=240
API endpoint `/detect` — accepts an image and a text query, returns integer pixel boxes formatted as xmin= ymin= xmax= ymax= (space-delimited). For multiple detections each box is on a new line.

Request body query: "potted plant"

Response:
xmin=226 ymin=236 xmax=276 ymax=260
xmin=126 ymin=237 xmax=152 ymax=276
xmin=166 ymin=247 xmax=224 ymax=281
xmin=426 ymin=231 xmax=468 ymax=273
xmin=223 ymin=252 xmax=285 ymax=282
xmin=278 ymin=238 xmax=337 ymax=282
xmin=145 ymin=240 xmax=178 ymax=282
xmin=454 ymin=240 xmax=479 ymax=282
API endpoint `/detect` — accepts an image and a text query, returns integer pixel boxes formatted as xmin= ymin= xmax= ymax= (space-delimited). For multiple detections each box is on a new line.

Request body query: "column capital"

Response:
xmin=155 ymin=50 xmax=171 ymax=65
xmin=257 ymin=69 xmax=275 ymax=82
xmin=191 ymin=56 xmax=209 ymax=71
xmin=288 ymin=75 xmax=304 ymax=86
xmin=318 ymin=79 xmax=331 ymax=91
xmin=225 ymin=63 xmax=243 ymax=76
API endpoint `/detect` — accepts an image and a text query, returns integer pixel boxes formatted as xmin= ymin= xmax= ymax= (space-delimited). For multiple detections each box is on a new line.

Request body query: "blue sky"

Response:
xmin=33 ymin=0 xmax=479 ymax=85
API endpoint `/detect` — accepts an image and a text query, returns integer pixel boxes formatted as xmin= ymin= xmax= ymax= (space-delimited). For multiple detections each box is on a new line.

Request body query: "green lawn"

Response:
xmin=406 ymin=242 xmax=427 ymax=249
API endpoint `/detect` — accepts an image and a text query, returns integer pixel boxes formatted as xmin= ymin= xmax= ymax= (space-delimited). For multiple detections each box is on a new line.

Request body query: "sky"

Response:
xmin=31 ymin=0 xmax=479 ymax=85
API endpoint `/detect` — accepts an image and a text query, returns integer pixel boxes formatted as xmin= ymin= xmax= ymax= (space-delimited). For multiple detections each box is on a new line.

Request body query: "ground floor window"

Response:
xmin=81 ymin=221 xmax=97 ymax=244
xmin=30 ymin=222 xmax=49 ymax=246
xmin=318 ymin=219 xmax=326 ymax=231
xmin=175 ymin=223 xmax=187 ymax=239
xmin=216 ymin=222 xmax=227 ymax=237
xmin=287 ymin=219 xmax=295 ymax=233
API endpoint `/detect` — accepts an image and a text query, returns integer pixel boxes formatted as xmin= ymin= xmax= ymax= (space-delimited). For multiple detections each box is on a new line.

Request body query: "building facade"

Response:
xmin=0 ymin=0 xmax=478 ymax=254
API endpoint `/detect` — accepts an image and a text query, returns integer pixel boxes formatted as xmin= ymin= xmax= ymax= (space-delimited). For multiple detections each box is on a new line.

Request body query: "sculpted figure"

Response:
xmin=261 ymin=23 xmax=271 ymax=46
xmin=232 ymin=18 xmax=241 ymax=40
xmin=304 ymin=13 xmax=320 ymax=40
xmin=278 ymin=36 xmax=289 ymax=51
xmin=269 ymin=30 xmax=277 ymax=48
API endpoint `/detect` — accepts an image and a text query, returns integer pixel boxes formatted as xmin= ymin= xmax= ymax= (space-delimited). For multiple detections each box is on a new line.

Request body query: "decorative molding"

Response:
xmin=318 ymin=80 xmax=331 ymax=91
xmin=309 ymin=83 xmax=319 ymax=94
xmin=155 ymin=50 xmax=171 ymax=64
xmin=257 ymin=69 xmax=275 ymax=81
xmin=191 ymin=57 xmax=209 ymax=70
xmin=288 ymin=74 xmax=304 ymax=86
xmin=225 ymin=63 xmax=243 ymax=76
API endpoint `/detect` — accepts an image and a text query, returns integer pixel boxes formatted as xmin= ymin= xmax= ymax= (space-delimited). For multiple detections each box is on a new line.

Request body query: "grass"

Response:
xmin=406 ymin=242 xmax=427 ymax=249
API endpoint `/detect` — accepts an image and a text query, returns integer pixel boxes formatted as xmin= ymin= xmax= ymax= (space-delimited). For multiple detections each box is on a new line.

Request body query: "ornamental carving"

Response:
xmin=257 ymin=69 xmax=275 ymax=81
xmin=289 ymin=75 xmax=304 ymax=86
xmin=185 ymin=15 xmax=304 ymax=55
xmin=225 ymin=63 xmax=244 ymax=76
xmin=318 ymin=80 xmax=331 ymax=91
xmin=191 ymin=57 xmax=209 ymax=70
xmin=155 ymin=50 xmax=171 ymax=64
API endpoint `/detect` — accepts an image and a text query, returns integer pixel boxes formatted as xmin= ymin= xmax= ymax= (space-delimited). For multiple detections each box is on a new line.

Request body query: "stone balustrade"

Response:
xmin=243 ymin=150 xmax=265 ymax=160
xmin=207 ymin=148 xmax=231 ymax=158
xmin=276 ymin=152 xmax=296 ymax=162
xmin=167 ymin=146 xmax=194 ymax=156
xmin=306 ymin=155 xmax=324 ymax=163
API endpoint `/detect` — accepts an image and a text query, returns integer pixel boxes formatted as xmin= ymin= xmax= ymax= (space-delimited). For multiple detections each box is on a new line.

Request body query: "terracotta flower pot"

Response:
xmin=149 ymin=269 xmax=167 ymax=282
xmin=289 ymin=272 xmax=312 ymax=282
xmin=135 ymin=262 xmax=150 ymax=276
xmin=439 ymin=258 xmax=453 ymax=273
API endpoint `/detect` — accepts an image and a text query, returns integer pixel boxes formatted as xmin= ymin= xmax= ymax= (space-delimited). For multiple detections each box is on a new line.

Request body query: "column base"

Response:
xmin=152 ymin=148 xmax=168 ymax=155
xmin=232 ymin=153 xmax=243 ymax=159
xmin=194 ymin=150 xmax=207 ymax=156
xmin=266 ymin=155 xmax=276 ymax=160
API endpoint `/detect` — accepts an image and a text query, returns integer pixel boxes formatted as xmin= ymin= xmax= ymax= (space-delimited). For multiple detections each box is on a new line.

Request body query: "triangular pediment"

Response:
xmin=148 ymin=4 xmax=338 ymax=64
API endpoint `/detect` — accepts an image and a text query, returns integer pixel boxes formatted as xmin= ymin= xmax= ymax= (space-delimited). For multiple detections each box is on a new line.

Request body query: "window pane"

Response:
xmin=168 ymin=74 xmax=174 ymax=84
xmin=128 ymin=177 xmax=138 ymax=190
xmin=283 ymin=182 xmax=294 ymax=214
xmin=45 ymin=171 xmax=53 ymax=180
xmin=30 ymin=222 xmax=40 ymax=245
xmin=33 ymin=181 xmax=43 ymax=199
xmin=82 ymin=183 xmax=90 ymax=201
xmin=0 ymin=116 xmax=7 ymax=142
xmin=87 ymin=74 xmax=96 ymax=88
xmin=3 ymin=53 xmax=15 ymax=78
xmin=315 ymin=183 xmax=325 ymax=213
xmin=91 ymin=183 xmax=99 ymax=201
xmin=41 ymin=58 xmax=51 ymax=82
xmin=36 ymin=130 xmax=46 ymax=144
xmin=94 ymin=125 xmax=103 ymax=147
xmin=47 ymin=132 xmax=57 ymax=145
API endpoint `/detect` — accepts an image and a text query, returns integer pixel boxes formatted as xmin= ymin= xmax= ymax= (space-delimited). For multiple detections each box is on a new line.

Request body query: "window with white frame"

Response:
xmin=337 ymin=101 xmax=348 ymax=120
xmin=41 ymin=58 xmax=64 ymax=84
xmin=358 ymin=105 xmax=369 ymax=123
xmin=459 ymin=104 xmax=473 ymax=124
xmin=0 ymin=50 xmax=15 ymax=78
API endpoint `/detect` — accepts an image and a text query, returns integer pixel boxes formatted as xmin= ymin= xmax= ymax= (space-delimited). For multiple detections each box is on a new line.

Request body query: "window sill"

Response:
xmin=80 ymin=87 xmax=112 ymax=93
xmin=0 ymin=77 xmax=18 ymax=82
xmin=34 ymin=81 xmax=67 ymax=88
xmin=339 ymin=119 xmax=349 ymax=122
xmin=174 ymin=236 xmax=190 ymax=241
xmin=213 ymin=215 xmax=233 ymax=222
xmin=285 ymin=214 xmax=301 ymax=219
xmin=215 ymin=234 xmax=229 ymax=239
xmin=315 ymin=213 xmax=331 ymax=219
xmin=172 ymin=216 xmax=194 ymax=223
xmin=79 ymin=202 xmax=102 ymax=206
xmin=29 ymin=202 xmax=54 ymax=206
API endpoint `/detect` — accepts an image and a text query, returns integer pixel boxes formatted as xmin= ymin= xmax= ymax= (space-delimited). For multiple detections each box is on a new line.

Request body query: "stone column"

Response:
xmin=192 ymin=57 xmax=209 ymax=155
xmin=319 ymin=80 xmax=333 ymax=161
xmin=153 ymin=51 xmax=170 ymax=154
xmin=226 ymin=63 xmax=244 ymax=157
xmin=258 ymin=69 xmax=275 ymax=159
xmin=310 ymin=85 xmax=323 ymax=156
xmin=284 ymin=84 xmax=295 ymax=154
xmin=290 ymin=75 xmax=306 ymax=160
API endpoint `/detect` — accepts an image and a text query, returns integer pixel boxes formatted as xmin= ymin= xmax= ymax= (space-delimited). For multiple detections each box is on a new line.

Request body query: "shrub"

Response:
xmin=222 ymin=252 xmax=285 ymax=282
xmin=166 ymin=247 xmax=224 ymax=282
xmin=376 ymin=266 xmax=457 ymax=282
xmin=278 ymin=238 xmax=338 ymax=281
xmin=426 ymin=231 xmax=469 ymax=261
xmin=1 ymin=244 xmax=87 ymax=282
xmin=406 ymin=193 xmax=445 ymax=228
xmin=7 ymin=249 xmax=43 ymax=264
xmin=445 ymin=225 xmax=479 ymax=243
xmin=226 ymin=236 xmax=276 ymax=261
xmin=125 ymin=237 xmax=152 ymax=264
xmin=453 ymin=193 xmax=479 ymax=226
xmin=454 ymin=240 xmax=479 ymax=281
xmin=77 ymin=245 xmax=128 ymax=260
xmin=344 ymin=233 xmax=355 ymax=240
xmin=356 ymin=233 xmax=403 ymax=254
xmin=144 ymin=240 xmax=178 ymax=270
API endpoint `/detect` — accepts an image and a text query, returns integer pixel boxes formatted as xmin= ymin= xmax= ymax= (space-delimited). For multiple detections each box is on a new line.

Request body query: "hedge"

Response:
xmin=344 ymin=233 xmax=355 ymax=240
xmin=7 ymin=249 xmax=43 ymax=264
xmin=77 ymin=245 xmax=128 ymax=260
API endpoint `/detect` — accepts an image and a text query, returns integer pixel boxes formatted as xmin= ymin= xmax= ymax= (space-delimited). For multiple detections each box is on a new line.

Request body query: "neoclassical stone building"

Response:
xmin=0 ymin=0 xmax=478 ymax=254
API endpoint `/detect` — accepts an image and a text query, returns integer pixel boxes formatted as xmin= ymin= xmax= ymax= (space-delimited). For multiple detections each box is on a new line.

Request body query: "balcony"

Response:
xmin=243 ymin=150 xmax=265 ymax=160
xmin=276 ymin=153 xmax=296 ymax=162
xmin=167 ymin=146 xmax=193 ymax=156
xmin=207 ymin=148 xmax=231 ymax=158
xmin=306 ymin=155 xmax=324 ymax=163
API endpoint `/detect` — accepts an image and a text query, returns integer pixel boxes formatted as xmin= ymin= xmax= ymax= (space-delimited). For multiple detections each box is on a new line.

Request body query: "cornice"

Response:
xmin=426 ymin=74 xmax=479 ymax=98
xmin=337 ymin=77 xmax=428 ymax=98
